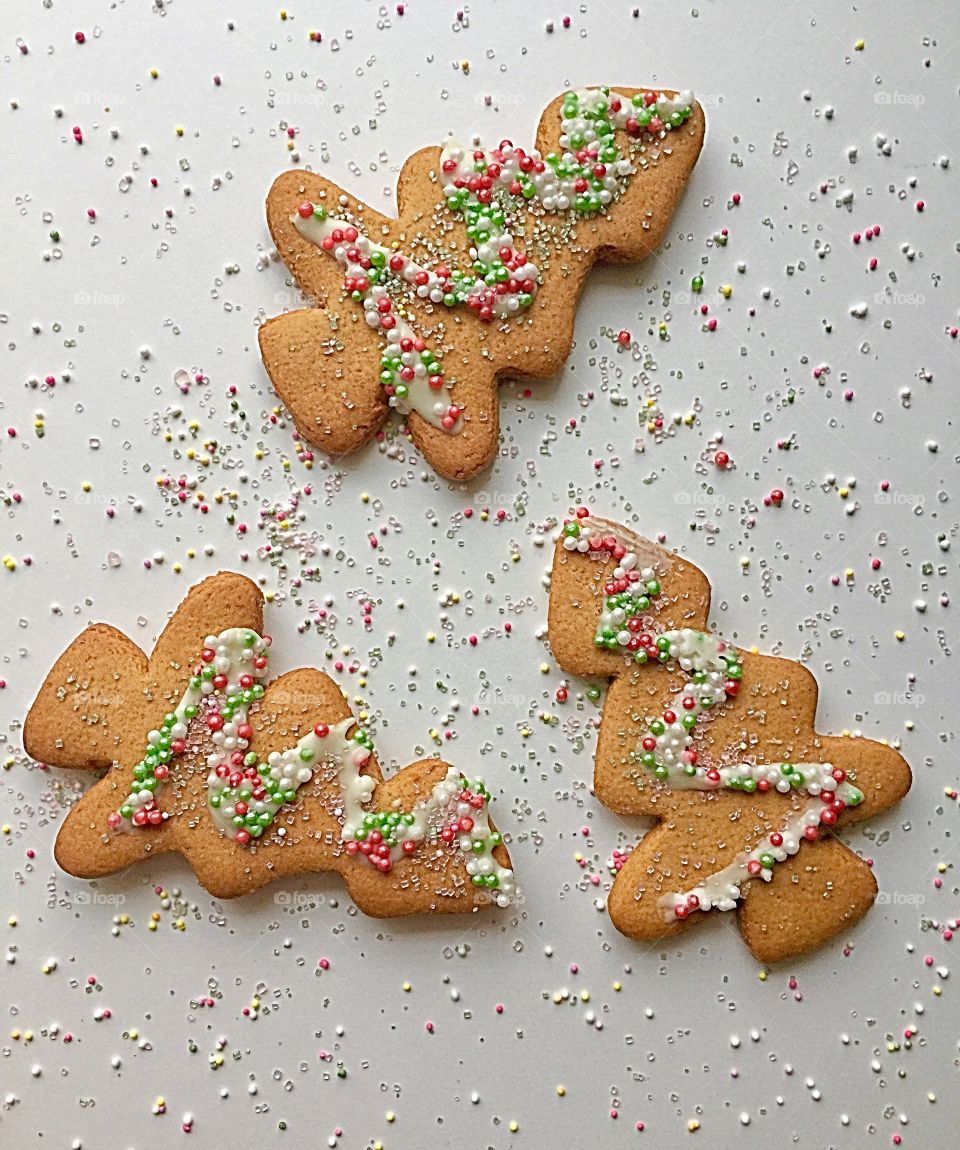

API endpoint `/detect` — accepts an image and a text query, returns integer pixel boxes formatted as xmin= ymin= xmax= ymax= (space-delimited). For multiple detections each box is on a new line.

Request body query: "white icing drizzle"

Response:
xmin=290 ymin=210 xmax=463 ymax=432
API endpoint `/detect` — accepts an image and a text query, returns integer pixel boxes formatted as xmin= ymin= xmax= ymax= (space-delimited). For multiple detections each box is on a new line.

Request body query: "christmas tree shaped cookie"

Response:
xmin=260 ymin=86 xmax=705 ymax=480
xmin=24 ymin=573 xmax=514 ymax=913
xmin=548 ymin=511 xmax=911 ymax=962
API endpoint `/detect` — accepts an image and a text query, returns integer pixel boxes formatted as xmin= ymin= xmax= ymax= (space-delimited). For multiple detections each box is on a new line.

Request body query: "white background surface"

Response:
xmin=2 ymin=1 xmax=958 ymax=1147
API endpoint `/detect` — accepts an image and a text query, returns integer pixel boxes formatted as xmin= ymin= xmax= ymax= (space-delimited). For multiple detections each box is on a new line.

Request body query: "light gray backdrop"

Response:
xmin=2 ymin=1 xmax=956 ymax=1147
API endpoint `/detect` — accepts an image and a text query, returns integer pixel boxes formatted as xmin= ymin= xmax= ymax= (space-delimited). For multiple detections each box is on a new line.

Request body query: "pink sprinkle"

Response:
xmin=86 ymin=208 xmax=96 ymax=219
xmin=916 ymin=201 xmax=924 ymax=211
xmin=213 ymin=75 xmax=221 ymax=86
xmin=732 ymin=192 xmax=741 ymax=205
xmin=318 ymin=957 xmax=330 ymax=970
xmin=871 ymin=558 xmax=881 ymax=570
xmin=425 ymin=1020 xmax=434 ymax=1032
xmin=74 ymin=31 xmax=86 ymax=44
xmin=610 ymin=1109 xmax=618 ymax=1119
xmin=707 ymin=318 xmax=717 ymax=331
xmin=495 ymin=1004 xmax=504 ymax=1014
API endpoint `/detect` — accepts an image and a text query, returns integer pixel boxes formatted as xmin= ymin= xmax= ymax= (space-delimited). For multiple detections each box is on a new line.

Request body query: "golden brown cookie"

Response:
xmin=548 ymin=512 xmax=911 ymax=963
xmin=24 ymin=573 xmax=513 ymax=913
xmin=260 ymin=86 xmax=705 ymax=479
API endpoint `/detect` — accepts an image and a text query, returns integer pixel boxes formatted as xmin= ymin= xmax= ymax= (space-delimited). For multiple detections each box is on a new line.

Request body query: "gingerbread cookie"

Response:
xmin=260 ymin=86 xmax=705 ymax=480
xmin=548 ymin=511 xmax=911 ymax=963
xmin=24 ymin=572 xmax=514 ymax=912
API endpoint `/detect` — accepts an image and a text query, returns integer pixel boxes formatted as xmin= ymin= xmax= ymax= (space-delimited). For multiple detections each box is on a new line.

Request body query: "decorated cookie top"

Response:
xmin=24 ymin=573 xmax=515 ymax=912
xmin=549 ymin=511 xmax=912 ymax=963
xmin=260 ymin=86 xmax=705 ymax=480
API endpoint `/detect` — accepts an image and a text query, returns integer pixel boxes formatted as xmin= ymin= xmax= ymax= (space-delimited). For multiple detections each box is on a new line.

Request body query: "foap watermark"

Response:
xmin=876 ymin=889 xmax=925 ymax=906
xmin=475 ymin=92 xmax=526 ymax=108
xmin=274 ymin=890 xmax=324 ymax=909
xmin=874 ymin=690 xmax=925 ymax=707
xmin=75 ymin=90 xmax=124 ymax=107
xmin=874 ymin=90 xmax=926 ymax=106
xmin=874 ymin=490 xmax=925 ymax=508
xmin=74 ymin=289 xmax=125 ymax=308
xmin=475 ymin=685 xmax=527 ymax=708
xmin=874 ymin=290 xmax=926 ymax=308
xmin=72 ymin=691 xmax=125 ymax=708
xmin=273 ymin=90 xmax=324 ymax=109
xmin=75 ymin=890 xmax=126 ymax=906
xmin=673 ymin=491 xmax=719 ymax=507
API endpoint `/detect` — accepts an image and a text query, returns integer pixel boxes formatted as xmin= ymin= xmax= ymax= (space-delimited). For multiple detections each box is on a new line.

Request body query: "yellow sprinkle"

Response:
xmin=172 ymin=563 xmax=182 ymax=574
xmin=361 ymin=493 xmax=370 ymax=503
xmin=10 ymin=1030 xmax=20 ymax=1040
xmin=855 ymin=39 xmax=865 ymax=50
xmin=402 ymin=982 xmax=411 ymax=992
xmin=556 ymin=1085 xmax=566 ymax=1096
xmin=148 ymin=921 xmax=157 ymax=932
xmin=938 ymin=862 xmax=946 ymax=873
xmin=933 ymin=986 xmax=942 ymax=996
xmin=839 ymin=487 xmax=849 ymax=498
xmin=509 ymin=1121 xmax=518 ymax=1133
xmin=579 ymin=990 xmax=590 ymax=1002
xmin=24 ymin=1031 xmax=33 ymax=1042
xmin=613 ymin=981 xmax=621 ymax=992
xmin=3 ymin=557 xmax=16 ymax=571
xmin=720 ymin=284 xmax=732 ymax=299
xmin=186 ymin=549 xmax=196 ymax=559
xmin=426 ymin=632 xmax=436 ymax=643
xmin=119 ymin=915 xmax=129 ymax=925
xmin=540 ymin=663 xmax=549 ymax=674
xmin=149 ymin=67 xmax=158 ymax=79
xmin=905 ymin=720 xmax=914 ymax=731
xmin=175 ymin=125 xmax=184 ymax=137
xmin=385 ymin=1111 xmax=395 ymax=1123
xmin=81 ymin=481 xmax=92 ymax=492
xmin=279 ymin=9 xmax=287 ymax=18
xmin=758 ymin=969 xmax=768 ymax=981
xmin=480 ymin=510 xmax=489 ymax=521
xmin=687 ymin=1119 xmax=700 ymax=1132
xmin=895 ymin=631 xmax=905 ymax=642
xmin=512 ymin=553 xmax=520 ymax=563
xmin=251 ymin=998 xmax=260 ymax=1009
xmin=7 ymin=916 xmax=16 ymax=926
xmin=265 ymin=590 xmax=275 ymax=603
xmin=128 ymin=1028 xmax=139 ymax=1040
xmin=1 ymin=825 xmax=10 ymax=835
